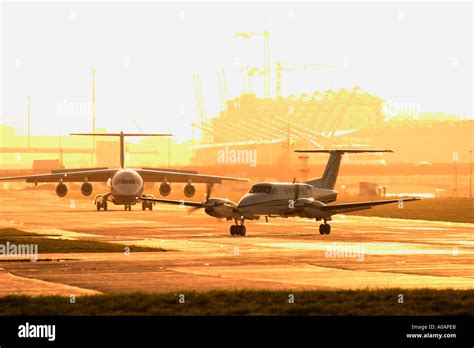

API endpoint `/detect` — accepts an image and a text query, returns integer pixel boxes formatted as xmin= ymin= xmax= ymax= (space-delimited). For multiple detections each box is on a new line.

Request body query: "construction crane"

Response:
xmin=248 ymin=61 xmax=332 ymax=98
xmin=91 ymin=68 xmax=96 ymax=149
xmin=193 ymin=75 xmax=211 ymax=143
xmin=27 ymin=96 xmax=31 ymax=148
xmin=235 ymin=30 xmax=271 ymax=98
xmin=217 ymin=69 xmax=229 ymax=112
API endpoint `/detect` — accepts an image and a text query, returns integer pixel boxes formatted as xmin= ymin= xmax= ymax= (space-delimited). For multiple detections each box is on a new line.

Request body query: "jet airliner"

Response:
xmin=0 ymin=132 xmax=247 ymax=211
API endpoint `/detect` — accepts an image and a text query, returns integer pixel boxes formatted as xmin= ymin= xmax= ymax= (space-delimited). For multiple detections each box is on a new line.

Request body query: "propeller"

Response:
xmin=205 ymin=182 xmax=213 ymax=201
xmin=188 ymin=183 xmax=214 ymax=214
xmin=293 ymin=177 xmax=300 ymax=202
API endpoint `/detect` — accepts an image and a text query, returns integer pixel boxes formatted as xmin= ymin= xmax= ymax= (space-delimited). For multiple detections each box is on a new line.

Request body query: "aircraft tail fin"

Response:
xmin=294 ymin=149 xmax=393 ymax=190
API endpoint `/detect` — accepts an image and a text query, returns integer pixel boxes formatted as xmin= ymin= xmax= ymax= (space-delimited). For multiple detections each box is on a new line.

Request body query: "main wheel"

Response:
xmin=142 ymin=202 xmax=146 ymax=211
xmin=325 ymin=224 xmax=331 ymax=235
xmin=96 ymin=202 xmax=101 ymax=211
xmin=319 ymin=224 xmax=325 ymax=235
xmin=148 ymin=203 xmax=153 ymax=211
xmin=230 ymin=225 xmax=237 ymax=236
xmin=319 ymin=224 xmax=331 ymax=235
xmin=103 ymin=201 xmax=108 ymax=211
xmin=239 ymin=225 xmax=246 ymax=236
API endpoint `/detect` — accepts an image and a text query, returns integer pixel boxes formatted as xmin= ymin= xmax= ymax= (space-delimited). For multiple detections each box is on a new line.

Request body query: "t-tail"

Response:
xmin=71 ymin=131 xmax=173 ymax=168
xmin=294 ymin=149 xmax=393 ymax=190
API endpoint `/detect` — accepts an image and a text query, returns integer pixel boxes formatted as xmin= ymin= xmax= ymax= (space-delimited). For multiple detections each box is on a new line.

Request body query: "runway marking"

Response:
xmin=396 ymin=227 xmax=456 ymax=231
xmin=0 ymin=267 xmax=100 ymax=297
xmin=167 ymin=264 xmax=474 ymax=289
xmin=105 ymin=221 xmax=156 ymax=225
xmin=160 ymin=227 xmax=216 ymax=231
xmin=253 ymin=241 xmax=473 ymax=255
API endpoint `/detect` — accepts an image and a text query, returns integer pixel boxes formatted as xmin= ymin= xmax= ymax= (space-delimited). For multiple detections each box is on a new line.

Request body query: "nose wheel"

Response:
xmin=319 ymin=223 xmax=331 ymax=235
xmin=96 ymin=201 xmax=108 ymax=211
xmin=230 ymin=225 xmax=246 ymax=236
xmin=95 ymin=193 xmax=110 ymax=211
xmin=142 ymin=201 xmax=153 ymax=211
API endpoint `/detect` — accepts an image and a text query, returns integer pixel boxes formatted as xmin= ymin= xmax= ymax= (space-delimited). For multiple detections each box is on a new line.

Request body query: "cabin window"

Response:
xmin=249 ymin=184 xmax=273 ymax=194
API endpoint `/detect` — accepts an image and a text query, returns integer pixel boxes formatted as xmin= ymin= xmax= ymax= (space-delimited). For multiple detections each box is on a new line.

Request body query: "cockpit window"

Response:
xmin=119 ymin=179 xmax=138 ymax=184
xmin=249 ymin=184 xmax=273 ymax=194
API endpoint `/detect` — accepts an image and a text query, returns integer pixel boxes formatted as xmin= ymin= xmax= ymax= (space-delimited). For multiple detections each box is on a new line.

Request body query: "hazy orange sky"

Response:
xmin=1 ymin=1 xmax=472 ymax=142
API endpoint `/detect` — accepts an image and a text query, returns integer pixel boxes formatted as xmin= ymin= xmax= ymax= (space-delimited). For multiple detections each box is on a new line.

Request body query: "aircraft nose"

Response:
xmin=237 ymin=194 xmax=254 ymax=208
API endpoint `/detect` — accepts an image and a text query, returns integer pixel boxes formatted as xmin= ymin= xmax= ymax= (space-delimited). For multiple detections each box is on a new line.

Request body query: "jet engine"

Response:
xmin=183 ymin=183 xmax=196 ymax=198
xmin=159 ymin=182 xmax=171 ymax=196
xmin=81 ymin=182 xmax=93 ymax=196
xmin=55 ymin=183 xmax=68 ymax=197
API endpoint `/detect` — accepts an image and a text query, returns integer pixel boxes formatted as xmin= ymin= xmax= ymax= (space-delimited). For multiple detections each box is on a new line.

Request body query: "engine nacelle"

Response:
xmin=297 ymin=200 xmax=327 ymax=219
xmin=183 ymin=183 xmax=196 ymax=198
xmin=159 ymin=182 xmax=171 ymax=196
xmin=294 ymin=197 xmax=316 ymax=208
xmin=81 ymin=182 xmax=93 ymax=196
xmin=55 ymin=183 xmax=68 ymax=197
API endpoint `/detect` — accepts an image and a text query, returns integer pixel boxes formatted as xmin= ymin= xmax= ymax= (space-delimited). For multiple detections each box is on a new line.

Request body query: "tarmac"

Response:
xmin=0 ymin=190 xmax=473 ymax=296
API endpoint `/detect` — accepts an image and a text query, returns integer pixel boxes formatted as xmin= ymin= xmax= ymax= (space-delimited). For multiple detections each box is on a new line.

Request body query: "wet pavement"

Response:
xmin=0 ymin=190 xmax=473 ymax=296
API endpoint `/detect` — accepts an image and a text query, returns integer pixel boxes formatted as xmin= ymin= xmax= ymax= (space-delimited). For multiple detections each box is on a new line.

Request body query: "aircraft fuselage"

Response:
xmin=236 ymin=182 xmax=337 ymax=216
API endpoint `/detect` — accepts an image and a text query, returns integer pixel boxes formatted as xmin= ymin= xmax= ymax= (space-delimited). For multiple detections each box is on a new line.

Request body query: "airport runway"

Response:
xmin=0 ymin=190 xmax=473 ymax=296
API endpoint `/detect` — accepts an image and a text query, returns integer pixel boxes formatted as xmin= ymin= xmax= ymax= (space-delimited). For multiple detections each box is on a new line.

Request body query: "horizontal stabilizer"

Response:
xmin=295 ymin=149 xmax=393 ymax=153
xmin=70 ymin=133 xmax=173 ymax=137
xmin=321 ymin=197 xmax=421 ymax=214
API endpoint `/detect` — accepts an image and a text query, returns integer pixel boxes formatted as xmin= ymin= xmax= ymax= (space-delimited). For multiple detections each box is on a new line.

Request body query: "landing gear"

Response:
xmin=230 ymin=225 xmax=246 ymax=236
xmin=319 ymin=223 xmax=331 ymax=235
xmin=94 ymin=194 xmax=109 ymax=211
xmin=96 ymin=201 xmax=108 ymax=211
xmin=142 ymin=201 xmax=153 ymax=211
xmin=124 ymin=204 xmax=132 ymax=211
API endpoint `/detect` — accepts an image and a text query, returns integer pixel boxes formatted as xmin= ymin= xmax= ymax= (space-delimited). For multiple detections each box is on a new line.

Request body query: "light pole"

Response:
xmin=470 ymin=150 xmax=472 ymax=199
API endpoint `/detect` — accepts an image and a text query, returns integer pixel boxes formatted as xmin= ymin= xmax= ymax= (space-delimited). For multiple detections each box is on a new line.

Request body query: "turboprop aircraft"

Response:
xmin=139 ymin=149 xmax=420 ymax=236
xmin=0 ymin=132 xmax=247 ymax=211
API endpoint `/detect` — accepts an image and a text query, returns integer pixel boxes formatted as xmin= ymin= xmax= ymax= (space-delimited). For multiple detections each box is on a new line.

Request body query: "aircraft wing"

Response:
xmin=321 ymin=197 xmax=421 ymax=214
xmin=139 ymin=197 xmax=203 ymax=207
xmin=0 ymin=168 xmax=248 ymax=184
xmin=0 ymin=169 xmax=118 ymax=183
xmin=135 ymin=169 xmax=248 ymax=184
xmin=138 ymin=196 xmax=257 ymax=220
